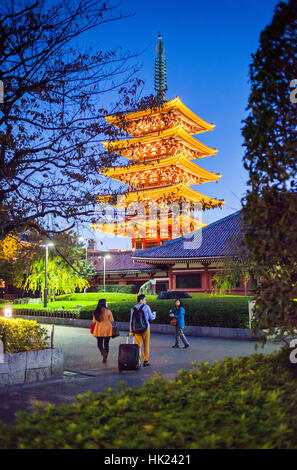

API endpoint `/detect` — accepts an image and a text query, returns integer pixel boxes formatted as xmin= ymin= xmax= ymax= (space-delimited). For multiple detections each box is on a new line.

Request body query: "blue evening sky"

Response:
xmin=82 ymin=0 xmax=280 ymax=249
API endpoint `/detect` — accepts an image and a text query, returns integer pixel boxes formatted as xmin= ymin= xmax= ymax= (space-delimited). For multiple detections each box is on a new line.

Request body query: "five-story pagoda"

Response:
xmin=94 ymin=34 xmax=224 ymax=249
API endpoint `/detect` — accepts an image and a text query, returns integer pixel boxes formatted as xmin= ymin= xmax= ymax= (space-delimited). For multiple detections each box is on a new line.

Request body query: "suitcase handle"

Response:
xmin=127 ymin=333 xmax=135 ymax=344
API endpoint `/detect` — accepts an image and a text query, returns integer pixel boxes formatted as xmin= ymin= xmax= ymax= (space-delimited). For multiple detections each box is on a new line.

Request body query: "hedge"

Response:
xmin=13 ymin=298 xmax=42 ymax=305
xmin=0 ymin=318 xmax=49 ymax=353
xmin=9 ymin=294 xmax=250 ymax=328
xmin=1 ymin=347 xmax=296 ymax=449
xmin=79 ymin=298 xmax=249 ymax=328
xmin=95 ymin=285 xmax=138 ymax=294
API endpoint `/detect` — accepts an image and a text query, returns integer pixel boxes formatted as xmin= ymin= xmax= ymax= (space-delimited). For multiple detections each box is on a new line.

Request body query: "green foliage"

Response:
xmin=212 ymin=270 xmax=241 ymax=296
xmin=242 ymin=0 xmax=297 ymax=336
xmin=10 ymin=293 xmax=251 ymax=328
xmin=212 ymin=256 xmax=250 ymax=296
xmin=13 ymin=231 xmax=93 ymax=296
xmin=0 ymin=318 xmax=49 ymax=353
xmin=79 ymin=295 xmax=250 ymax=328
xmin=138 ymin=281 xmax=155 ymax=295
xmin=95 ymin=285 xmax=137 ymax=294
xmin=14 ymin=298 xmax=42 ymax=305
xmin=1 ymin=348 xmax=297 ymax=449
xmin=17 ymin=256 xmax=89 ymax=295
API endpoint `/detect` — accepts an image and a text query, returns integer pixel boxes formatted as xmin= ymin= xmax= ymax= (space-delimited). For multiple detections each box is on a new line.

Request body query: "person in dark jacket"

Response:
xmin=169 ymin=299 xmax=190 ymax=349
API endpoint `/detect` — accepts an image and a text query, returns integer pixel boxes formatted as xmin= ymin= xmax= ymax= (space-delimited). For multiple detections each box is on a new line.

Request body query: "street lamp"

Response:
xmin=40 ymin=242 xmax=54 ymax=308
xmin=103 ymin=255 xmax=111 ymax=292
xmin=79 ymin=237 xmax=88 ymax=262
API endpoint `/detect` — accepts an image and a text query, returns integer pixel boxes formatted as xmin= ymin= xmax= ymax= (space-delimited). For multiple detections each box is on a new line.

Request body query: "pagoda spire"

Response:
xmin=154 ymin=32 xmax=167 ymax=103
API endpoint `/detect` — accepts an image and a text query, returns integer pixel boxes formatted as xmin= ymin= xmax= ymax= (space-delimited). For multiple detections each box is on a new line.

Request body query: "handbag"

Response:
xmin=112 ymin=324 xmax=120 ymax=338
xmin=90 ymin=322 xmax=95 ymax=334
xmin=170 ymin=318 xmax=177 ymax=326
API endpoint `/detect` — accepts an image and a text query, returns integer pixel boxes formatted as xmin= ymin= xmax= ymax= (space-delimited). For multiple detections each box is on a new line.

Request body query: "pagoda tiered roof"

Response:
xmin=102 ymin=125 xmax=217 ymax=161
xmin=102 ymin=153 xmax=221 ymax=189
xmin=105 ymin=97 xmax=215 ymax=136
xmin=95 ymin=39 xmax=224 ymax=250
xmin=98 ymin=182 xmax=224 ymax=208
xmin=91 ymin=211 xmax=207 ymax=239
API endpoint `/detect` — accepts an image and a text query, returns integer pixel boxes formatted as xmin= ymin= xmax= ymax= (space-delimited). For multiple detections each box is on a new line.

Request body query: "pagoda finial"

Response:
xmin=154 ymin=32 xmax=167 ymax=103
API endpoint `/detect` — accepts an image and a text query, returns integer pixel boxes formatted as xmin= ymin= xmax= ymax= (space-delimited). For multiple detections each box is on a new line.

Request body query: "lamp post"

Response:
xmin=103 ymin=255 xmax=111 ymax=292
xmin=40 ymin=243 xmax=54 ymax=308
xmin=79 ymin=237 xmax=88 ymax=262
xmin=79 ymin=237 xmax=89 ymax=294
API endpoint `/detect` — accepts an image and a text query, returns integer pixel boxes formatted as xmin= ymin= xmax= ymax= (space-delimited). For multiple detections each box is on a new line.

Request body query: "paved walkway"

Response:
xmin=0 ymin=325 xmax=280 ymax=423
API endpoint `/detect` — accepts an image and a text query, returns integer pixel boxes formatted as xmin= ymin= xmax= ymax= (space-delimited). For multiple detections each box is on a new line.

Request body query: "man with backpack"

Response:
xmin=130 ymin=294 xmax=156 ymax=367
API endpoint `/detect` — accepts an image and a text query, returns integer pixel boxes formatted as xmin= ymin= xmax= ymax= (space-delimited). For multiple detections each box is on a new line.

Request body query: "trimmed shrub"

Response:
xmin=0 ymin=318 xmax=49 ymax=353
xmin=96 ymin=285 xmax=138 ymax=294
xmin=1 ymin=348 xmax=296 ymax=449
xmin=10 ymin=294 xmax=251 ymax=328
xmin=13 ymin=298 xmax=42 ymax=305
xmin=80 ymin=297 xmax=249 ymax=328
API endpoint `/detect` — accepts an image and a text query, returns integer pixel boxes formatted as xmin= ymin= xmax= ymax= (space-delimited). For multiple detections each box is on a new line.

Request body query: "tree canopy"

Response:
xmin=0 ymin=0 xmax=142 ymax=240
xmin=12 ymin=231 xmax=94 ymax=295
xmin=242 ymin=0 xmax=297 ymax=335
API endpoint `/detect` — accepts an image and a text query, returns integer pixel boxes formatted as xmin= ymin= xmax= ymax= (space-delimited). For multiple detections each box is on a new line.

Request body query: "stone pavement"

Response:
xmin=0 ymin=325 xmax=280 ymax=423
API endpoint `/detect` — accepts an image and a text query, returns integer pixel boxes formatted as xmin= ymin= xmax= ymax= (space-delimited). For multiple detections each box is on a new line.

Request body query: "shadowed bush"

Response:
xmin=79 ymin=297 xmax=249 ymax=328
xmin=0 ymin=348 xmax=296 ymax=449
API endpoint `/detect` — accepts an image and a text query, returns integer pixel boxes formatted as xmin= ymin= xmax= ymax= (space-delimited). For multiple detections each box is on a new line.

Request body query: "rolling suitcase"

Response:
xmin=118 ymin=334 xmax=140 ymax=371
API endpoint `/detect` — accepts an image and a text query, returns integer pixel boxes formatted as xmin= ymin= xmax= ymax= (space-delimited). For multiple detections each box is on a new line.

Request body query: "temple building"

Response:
xmin=93 ymin=34 xmax=224 ymax=250
xmin=90 ymin=211 xmax=248 ymax=295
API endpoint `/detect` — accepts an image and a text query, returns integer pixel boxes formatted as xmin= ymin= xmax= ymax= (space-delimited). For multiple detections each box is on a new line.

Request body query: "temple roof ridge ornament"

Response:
xmin=154 ymin=32 xmax=167 ymax=104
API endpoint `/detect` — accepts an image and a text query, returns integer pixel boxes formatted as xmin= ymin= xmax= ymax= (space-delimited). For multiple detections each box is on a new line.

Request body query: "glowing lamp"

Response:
xmin=4 ymin=304 xmax=12 ymax=318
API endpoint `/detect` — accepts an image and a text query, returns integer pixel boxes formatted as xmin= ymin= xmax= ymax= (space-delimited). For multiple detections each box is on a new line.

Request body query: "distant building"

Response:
xmin=90 ymin=211 xmax=248 ymax=295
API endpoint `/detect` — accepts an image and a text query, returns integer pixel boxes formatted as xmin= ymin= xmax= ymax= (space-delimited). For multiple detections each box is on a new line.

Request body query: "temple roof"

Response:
xmin=92 ymin=251 xmax=153 ymax=273
xmin=102 ymin=125 xmax=217 ymax=159
xmin=102 ymin=153 xmax=221 ymax=185
xmin=133 ymin=211 xmax=243 ymax=263
xmin=105 ymin=97 xmax=215 ymax=135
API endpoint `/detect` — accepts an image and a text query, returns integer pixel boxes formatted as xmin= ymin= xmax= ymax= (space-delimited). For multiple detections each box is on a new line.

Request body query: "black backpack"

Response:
xmin=131 ymin=305 xmax=148 ymax=334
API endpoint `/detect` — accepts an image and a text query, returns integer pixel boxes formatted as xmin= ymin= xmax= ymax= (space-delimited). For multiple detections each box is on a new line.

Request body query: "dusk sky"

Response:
xmin=84 ymin=0 xmax=280 ymax=249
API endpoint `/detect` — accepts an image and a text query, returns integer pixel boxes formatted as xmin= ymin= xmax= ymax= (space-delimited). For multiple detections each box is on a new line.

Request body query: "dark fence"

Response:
xmin=12 ymin=309 xmax=79 ymax=319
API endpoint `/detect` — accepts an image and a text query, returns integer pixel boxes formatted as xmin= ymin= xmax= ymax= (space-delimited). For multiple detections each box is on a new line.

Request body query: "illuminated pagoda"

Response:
xmin=94 ymin=34 xmax=224 ymax=249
